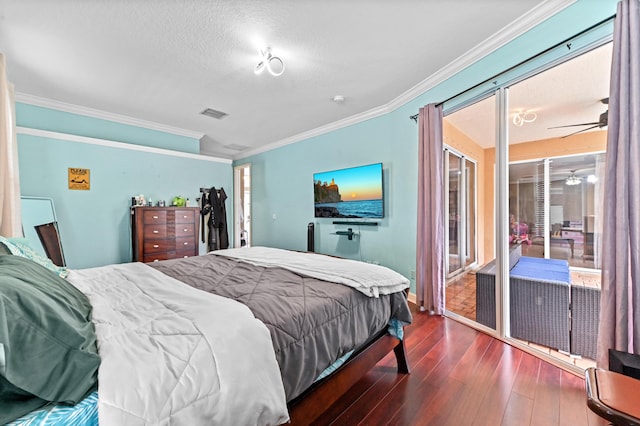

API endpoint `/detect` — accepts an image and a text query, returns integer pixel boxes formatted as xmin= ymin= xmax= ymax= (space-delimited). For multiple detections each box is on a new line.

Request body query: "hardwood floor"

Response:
xmin=310 ymin=304 xmax=607 ymax=426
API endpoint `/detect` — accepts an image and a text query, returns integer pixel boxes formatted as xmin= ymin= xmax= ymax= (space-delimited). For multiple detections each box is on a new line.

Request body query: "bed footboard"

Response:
xmin=288 ymin=331 xmax=409 ymax=425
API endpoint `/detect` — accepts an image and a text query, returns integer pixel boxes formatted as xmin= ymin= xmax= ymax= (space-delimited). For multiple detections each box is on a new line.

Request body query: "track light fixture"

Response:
xmin=254 ymin=47 xmax=285 ymax=77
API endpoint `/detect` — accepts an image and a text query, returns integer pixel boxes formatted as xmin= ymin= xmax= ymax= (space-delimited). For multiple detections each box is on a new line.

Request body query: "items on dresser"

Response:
xmin=131 ymin=207 xmax=200 ymax=263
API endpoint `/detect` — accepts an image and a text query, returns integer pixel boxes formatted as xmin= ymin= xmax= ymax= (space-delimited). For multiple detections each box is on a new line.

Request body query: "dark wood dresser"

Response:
xmin=131 ymin=206 xmax=200 ymax=263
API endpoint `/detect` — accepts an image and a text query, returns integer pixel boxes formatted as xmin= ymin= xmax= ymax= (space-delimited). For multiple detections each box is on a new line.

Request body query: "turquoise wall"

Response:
xmin=17 ymin=105 xmax=232 ymax=269
xmin=236 ymin=0 xmax=618 ymax=290
xmin=16 ymin=103 xmax=200 ymax=153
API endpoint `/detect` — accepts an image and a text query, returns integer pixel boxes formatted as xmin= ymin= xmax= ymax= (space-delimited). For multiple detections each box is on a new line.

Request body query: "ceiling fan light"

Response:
xmin=255 ymin=46 xmax=285 ymax=77
xmin=513 ymin=110 xmax=537 ymax=127
xmin=565 ymin=172 xmax=582 ymax=186
xmin=267 ymin=55 xmax=285 ymax=76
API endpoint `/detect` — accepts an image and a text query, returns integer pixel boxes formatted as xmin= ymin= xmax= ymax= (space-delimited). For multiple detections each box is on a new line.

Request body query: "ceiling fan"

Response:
xmin=554 ymin=167 xmax=597 ymax=185
xmin=564 ymin=170 xmax=582 ymax=185
xmin=548 ymin=97 xmax=609 ymax=138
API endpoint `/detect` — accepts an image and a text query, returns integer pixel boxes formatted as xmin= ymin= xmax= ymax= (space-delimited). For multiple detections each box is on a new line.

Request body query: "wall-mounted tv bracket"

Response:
xmin=335 ymin=228 xmax=357 ymax=240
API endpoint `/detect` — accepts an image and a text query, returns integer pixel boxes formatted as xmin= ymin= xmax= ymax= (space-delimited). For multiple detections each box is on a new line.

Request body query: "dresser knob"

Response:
xmin=183 ymin=228 xmax=188 ymax=232
xmin=183 ymin=215 xmax=188 ymax=219
xmin=153 ymin=230 xmax=159 ymax=234
xmin=153 ymin=215 xmax=159 ymax=219
xmin=183 ymin=242 xmax=189 ymax=245
xmin=153 ymin=259 xmax=159 ymax=262
xmin=153 ymin=244 xmax=159 ymax=248
xmin=183 ymin=255 xmax=188 ymax=258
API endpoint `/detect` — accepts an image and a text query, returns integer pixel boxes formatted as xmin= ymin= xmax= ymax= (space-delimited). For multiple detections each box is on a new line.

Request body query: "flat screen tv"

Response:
xmin=314 ymin=162 xmax=383 ymax=219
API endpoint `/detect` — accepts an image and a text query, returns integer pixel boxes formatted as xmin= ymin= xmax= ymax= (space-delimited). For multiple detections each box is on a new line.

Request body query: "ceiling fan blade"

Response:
xmin=561 ymin=125 xmax=599 ymax=138
xmin=548 ymin=122 xmax=600 ymax=129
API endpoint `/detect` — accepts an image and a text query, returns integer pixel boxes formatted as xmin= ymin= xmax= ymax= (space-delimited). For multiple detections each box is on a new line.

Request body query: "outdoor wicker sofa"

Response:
xmin=476 ymin=244 xmax=582 ymax=354
xmin=509 ymin=255 xmax=571 ymax=352
xmin=571 ymin=283 xmax=600 ymax=359
xmin=475 ymin=244 xmax=523 ymax=330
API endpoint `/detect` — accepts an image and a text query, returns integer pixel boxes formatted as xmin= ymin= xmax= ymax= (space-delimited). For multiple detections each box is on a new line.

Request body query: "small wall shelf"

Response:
xmin=332 ymin=228 xmax=358 ymax=240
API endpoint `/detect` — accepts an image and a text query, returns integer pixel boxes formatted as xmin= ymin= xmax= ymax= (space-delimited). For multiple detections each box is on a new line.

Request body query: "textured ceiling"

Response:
xmin=445 ymin=42 xmax=612 ymax=148
xmin=1 ymin=0 xmax=570 ymax=159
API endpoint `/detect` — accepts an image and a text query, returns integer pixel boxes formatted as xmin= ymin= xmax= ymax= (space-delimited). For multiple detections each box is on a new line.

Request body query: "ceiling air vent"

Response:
xmin=200 ymin=108 xmax=228 ymax=119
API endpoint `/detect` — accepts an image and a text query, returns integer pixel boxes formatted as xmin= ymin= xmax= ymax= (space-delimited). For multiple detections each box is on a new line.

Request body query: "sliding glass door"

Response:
xmin=445 ymin=151 xmax=477 ymax=277
xmin=443 ymin=94 xmax=494 ymax=328
xmin=504 ymin=42 xmax=610 ymax=364
xmin=440 ymin=40 xmax=611 ymax=368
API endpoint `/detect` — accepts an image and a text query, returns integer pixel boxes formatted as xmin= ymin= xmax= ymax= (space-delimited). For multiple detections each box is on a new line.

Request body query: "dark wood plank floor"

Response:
xmin=312 ymin=304 xmax=607 ymax=426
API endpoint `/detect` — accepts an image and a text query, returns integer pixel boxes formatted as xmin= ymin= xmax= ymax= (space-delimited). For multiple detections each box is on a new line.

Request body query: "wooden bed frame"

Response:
xmin=287 ymin=329 xmax=410 ymax=424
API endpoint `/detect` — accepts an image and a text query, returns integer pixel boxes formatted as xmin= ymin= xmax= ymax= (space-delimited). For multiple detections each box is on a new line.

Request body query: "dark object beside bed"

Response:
xmin=150 ymin=253 xmax=412 ymax=408
xmin=34 ymin=221 xmax=66 ymax=267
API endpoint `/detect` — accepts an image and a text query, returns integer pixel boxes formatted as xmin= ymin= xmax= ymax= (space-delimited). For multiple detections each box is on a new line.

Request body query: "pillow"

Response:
xmin=0 ymin=236 xmax=67 ymax=278
xmin=0 ymin=242 xmax=11 ymax=255
xmin=0 ymin=255 xmax=100 ymax=424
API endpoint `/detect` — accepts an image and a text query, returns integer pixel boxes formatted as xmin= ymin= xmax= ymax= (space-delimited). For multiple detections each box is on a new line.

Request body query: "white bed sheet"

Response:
xmin=67 ymin=262 xmax=288 ymax=426
xmin=213 ymin=246 xmax=409 ymax=297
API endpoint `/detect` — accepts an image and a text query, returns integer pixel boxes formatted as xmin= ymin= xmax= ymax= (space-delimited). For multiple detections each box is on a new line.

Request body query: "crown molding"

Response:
xmin=17 ymin=126 xmax=231 ymax=164
xmin=15 ymin=93 xmax=204 ymax=140
xmin=387 ymin=0 xmax=576 ymax=109
xmin=235 ymin=0 xmax=576 ymax=160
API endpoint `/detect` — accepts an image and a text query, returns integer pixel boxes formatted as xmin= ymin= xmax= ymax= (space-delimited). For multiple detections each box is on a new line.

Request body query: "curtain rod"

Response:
xmin=409 ymin=13 xmax=616 ymax=122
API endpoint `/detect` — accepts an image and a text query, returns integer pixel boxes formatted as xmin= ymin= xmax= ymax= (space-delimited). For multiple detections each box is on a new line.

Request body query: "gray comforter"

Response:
xmin=68 ymin=262 xmax=289 ymax=425
xmin=150 ymin=252 xmax=412 ymax=401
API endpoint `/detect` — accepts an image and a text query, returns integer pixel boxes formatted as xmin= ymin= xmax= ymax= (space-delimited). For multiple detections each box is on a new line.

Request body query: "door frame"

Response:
xmin=233 ymin=163 xmax=251 ymax=248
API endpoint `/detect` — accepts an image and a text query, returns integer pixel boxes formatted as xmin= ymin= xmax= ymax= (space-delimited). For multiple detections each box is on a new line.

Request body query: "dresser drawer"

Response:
xmin=144 ymin=239 xmax=175 ymax=254
xmin=143 ymin=252 xmax=175 ymax=263
xmin=175 ymin=210 xmax=196 ymax=224
xmin=143 ymin=250 xmax=195 ymax=263
xmin=143 ymin=210 xmax=168 ymax=224
xmin=175 ymin=223 xmax=195 ymax=236
xmin=175 ymin=249 xmax=195 ymax=259
xmin=175 ymin=237 xmax=195 ymax=251
xmin=143 ymin=225 xmax=169 ymax=239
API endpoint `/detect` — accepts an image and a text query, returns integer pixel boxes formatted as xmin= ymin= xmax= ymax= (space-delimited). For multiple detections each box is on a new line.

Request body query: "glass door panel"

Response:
xmin=443 ymin=94 xmax=495 ymax=330
xmin=506 ymin=43 xmax=610 ymax=363
xmin=233 ymin=164 xmax=252 ymax=248
xmin=509 ymin=160 xmax=545 ymax=258
xmin=465 ymin=160 xmax=476 ymax=267
xmin=447 ymin=152 xmax=463 ymax=276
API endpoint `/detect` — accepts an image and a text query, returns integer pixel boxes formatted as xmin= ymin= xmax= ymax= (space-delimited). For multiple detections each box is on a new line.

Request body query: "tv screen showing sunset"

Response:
xmin=314 ymin=163 xmax=383 ymax=218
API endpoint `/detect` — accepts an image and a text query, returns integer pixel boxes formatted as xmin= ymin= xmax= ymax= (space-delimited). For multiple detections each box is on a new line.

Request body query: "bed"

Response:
xmin=0 ymin=241 xmax=412 ymax=425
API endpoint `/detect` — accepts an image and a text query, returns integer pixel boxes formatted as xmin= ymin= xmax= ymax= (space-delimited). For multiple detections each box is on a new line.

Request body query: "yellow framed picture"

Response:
xmin=68 ymin=168 xmax=90 ymax=190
